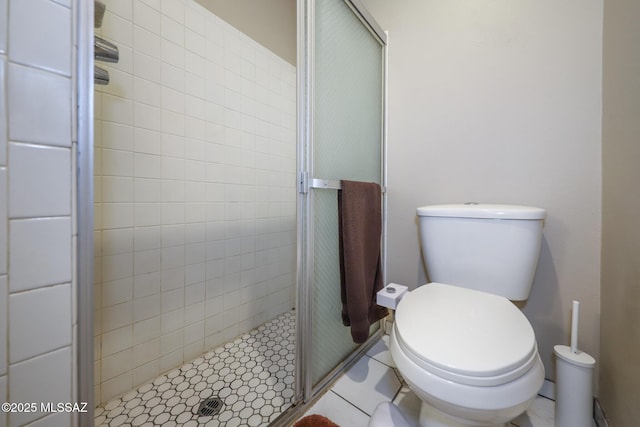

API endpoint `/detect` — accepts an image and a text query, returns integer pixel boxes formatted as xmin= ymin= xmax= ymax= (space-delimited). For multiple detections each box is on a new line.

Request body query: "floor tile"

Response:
xmin=392 ymin=384 xmax=421 ymax=425
xmin=304 ymin=390 xmax=370 ymax=427
xmin=511 ymin=396 xmax=554 ymax=427
xmin=95 ymin=311 xmax=296 ymax=427
xmin=366 ymin=334 xmax=395 ymax=368
xmin=331 ymin=354 xmax=402 ymax=416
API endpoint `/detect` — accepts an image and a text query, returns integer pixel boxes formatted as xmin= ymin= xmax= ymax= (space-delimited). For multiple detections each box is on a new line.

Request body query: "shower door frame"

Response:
xmin=295 ymin=0 xmax=389 ymax=403
xmin=75 ymin=0 xmax=387 ymax=425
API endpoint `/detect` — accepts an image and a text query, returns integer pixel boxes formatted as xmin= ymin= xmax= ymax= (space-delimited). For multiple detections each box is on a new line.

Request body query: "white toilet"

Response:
xmin=383 ymin=204 xmax=546 ymax=427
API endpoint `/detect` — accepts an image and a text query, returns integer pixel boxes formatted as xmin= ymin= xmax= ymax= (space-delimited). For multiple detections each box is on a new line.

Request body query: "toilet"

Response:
xmin=375 ymin=204 xmax=546 ymax=427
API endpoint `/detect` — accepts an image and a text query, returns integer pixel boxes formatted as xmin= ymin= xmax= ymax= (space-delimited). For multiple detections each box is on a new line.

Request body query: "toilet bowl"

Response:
xmin=390 ymin=283 xmax=544 ymax=426
xmin=370 ymin=204 xmax=547 ymax=427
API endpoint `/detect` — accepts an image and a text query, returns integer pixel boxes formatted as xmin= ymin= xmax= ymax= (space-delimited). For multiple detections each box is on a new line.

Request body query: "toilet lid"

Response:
xmin=394 ymin=283 xmax=538 ymax=386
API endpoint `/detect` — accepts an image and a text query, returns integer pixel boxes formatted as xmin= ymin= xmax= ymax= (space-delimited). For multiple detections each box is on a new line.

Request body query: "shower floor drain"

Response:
xmin=197 ymin=397 xmax=224 ymax=417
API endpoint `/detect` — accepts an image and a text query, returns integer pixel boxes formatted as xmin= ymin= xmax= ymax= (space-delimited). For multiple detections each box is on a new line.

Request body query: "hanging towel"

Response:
xmin=338 ymin=180 xmax=388 ymax=344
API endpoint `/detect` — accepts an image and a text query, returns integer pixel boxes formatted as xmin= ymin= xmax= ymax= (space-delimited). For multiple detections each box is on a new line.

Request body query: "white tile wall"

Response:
xmin=9 ymin=284 xmax=72 ymax=363
xmin=0 ymin=276 xmax=6 ymax=376
xmin=7 ymin=63 xmax=72 ymax=147
xmin=9 ymin=217 xmax=72 ymax=292
xmin=0 ymin=168 xmax=6 ymax=275
xmin=0 ymin=0 xmax=6 ymax=55
xmin=0 ymin=57 xmax=6 ymax=166
xmin=94 ymin=0 xmax=296 ymax=404
xmin=8 ymin=143 xmax=71 ymax=218
xmin=8 ymin=347 xmax=72 ymax=427
xmin=8 ymin=0 xmax=71 ymax=76
xmin=0 ymin=0 xmax=77 ymax=426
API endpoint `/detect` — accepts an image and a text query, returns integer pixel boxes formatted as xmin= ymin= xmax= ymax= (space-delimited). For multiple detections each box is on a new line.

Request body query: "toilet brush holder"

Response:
xmin=554 ymin=345 xmax=596 ymax=427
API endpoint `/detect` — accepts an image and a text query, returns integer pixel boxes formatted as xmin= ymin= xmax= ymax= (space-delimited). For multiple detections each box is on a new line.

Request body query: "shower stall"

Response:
xmin=78 ymin=0 xmax=386 ymax=425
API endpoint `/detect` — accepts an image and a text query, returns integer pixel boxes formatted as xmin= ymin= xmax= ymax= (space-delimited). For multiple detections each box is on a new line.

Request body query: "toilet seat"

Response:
xmin=394 ymin=283 xmax=538 ymax=387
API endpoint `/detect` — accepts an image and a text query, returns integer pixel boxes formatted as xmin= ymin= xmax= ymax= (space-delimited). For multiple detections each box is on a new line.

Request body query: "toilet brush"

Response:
xmin=554 ymin=300 xmax=596 ymax=427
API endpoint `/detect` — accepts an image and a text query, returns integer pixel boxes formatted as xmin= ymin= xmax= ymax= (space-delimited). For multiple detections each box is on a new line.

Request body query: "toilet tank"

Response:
xmin=417 ymin=204 xmax=546 ymax=301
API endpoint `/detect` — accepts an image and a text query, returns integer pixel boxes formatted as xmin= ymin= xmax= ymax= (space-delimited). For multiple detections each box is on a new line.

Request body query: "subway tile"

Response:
xmin=133 ymin=226 xmax=161 ymax=251
xmin=100 ymin=371 xmax=132 ymax=404
xmin=102 ymin=176 xmax=133 ymax=203
xmin=183 ymin=320 xmax=203 ymax=344
xmin=101 ymin=326 xmax=132 ymax=357
xmin=101 ymin=93 xmax=133 ymax=126
xmin=160 ymin=62 xmax=184 ymax=92
xmin=185 ymin=5 xmax=205 ymax=36
xmin=23 ymin=412 xmax=71 ymax=427
xmin=134 ymin=101 xmax=161 ymax=130
xmin=101 ymin=203 xmax=134 ymax=229
xmin=0 ymin=277 xmax=5 ymax=375
xmin=133 ymin=52 xmax=162 ymax=84
xmin=161 ymin=224 xmax=185 ymax=247
xmin=102 ymin=252 xmax=133 ymax=282
xmin=161 ymin=14 xmax=184 ymax=47
xmin=0 ymin=375 xmax=4 ymax=427
xmin=133 ymin=271 xmax=161 ymax=299
xmin=134 ymin=127 xmax=162 ymax=155
xmin=8 ymin=63 xmax=71 ymax=147
xmin=105 ymin=0 xmax=132 ymax=21
xmin=133 ymin=248 xmax=161 ymax=275
xmin=160 ymin=328 xmax=183 ymax=355
xmin=134 ymin=203 xmax=161 ymax=227
xmin=133 ymin=77 xmax=161 ymax=107
xmin=132 ymin=316 xmax=160 ymax=345
xmin=101 ymin=10 xmax=133 ymax=48
xmin=8 ymin=0 xmax=71 ymax=75
xmin=0 ymin=168 xmax=5 ymax=275
xmin=8 ymin=143 xmax=71 ymax=218
xmin=133 ymin=293 xmax=160 ymax=322
xmin=9 ymin=347 xmax=71 ymax=427
xmin=0 ymin=0 xmax=5 ymax=54
xmin=132 ymin=359 xmax=159 ymax=388
xmin=134 ymin=152 xmax=161 ymax=178
xmin=101 ymin=277 xmax=133 ymax=308
xmin=134 ymin=0 xmax=161 ymax=35
xmin=161 ymin=0 xmax=184 ymax=24
xmin=0 ymin=56 xmax=5 ymax=166
xmin=160 ymin=267 xmax=184 ymax=293
xmin=102 ymin=66 xmax=133 ymax=99
xmin=133 ymin=337 xmax=159 ymax=367
xmin=185 ymin=29 xmax=205 ymax=57
xmin=160 ymin=307 xmax=183 ymax=333
xmin=101 ymin=121 xmax=134 ymax=152
xmin=101 ymin=348 xmax=132 ymax=381
xmin=159 ymin=348 xmax=182 ymax=373
xmin=9 ymin=217 xmax=71 ymax=292
xmin=102 ymin=301 xmax=133 ymax=332
xmin=134 ymin=25 xmax=161 ymax=58
xmin=101 ymin=228 xmax=134 ymax=256
xmin=9 ymin=284 xmax=71 ymax=363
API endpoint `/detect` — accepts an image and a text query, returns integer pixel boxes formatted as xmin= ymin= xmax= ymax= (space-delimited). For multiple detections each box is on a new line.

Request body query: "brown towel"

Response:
xmin=338 ymin=180 xmax=388 ymax=343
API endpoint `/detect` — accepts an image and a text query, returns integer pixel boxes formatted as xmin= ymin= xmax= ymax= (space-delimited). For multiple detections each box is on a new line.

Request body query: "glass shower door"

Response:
xmin=298 ymin=0 xmax=386 ymax=392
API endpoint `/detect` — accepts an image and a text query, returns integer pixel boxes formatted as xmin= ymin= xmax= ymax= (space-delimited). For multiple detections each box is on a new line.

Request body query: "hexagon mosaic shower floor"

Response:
xmin=95 ymin=311 xmax=296 ymax=427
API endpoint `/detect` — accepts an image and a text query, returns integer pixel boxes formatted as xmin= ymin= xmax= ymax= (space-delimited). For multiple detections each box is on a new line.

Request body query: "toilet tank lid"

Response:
xmin=416 ymin=204 xmax=546 ymax=220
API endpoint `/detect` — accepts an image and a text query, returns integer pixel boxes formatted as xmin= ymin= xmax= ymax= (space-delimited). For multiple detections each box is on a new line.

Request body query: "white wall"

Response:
xmin=361 ymin=0 xmax=602 ymax=383
xmin=0 ymin=0 xmax=78 ymax=426
xmin=196 ymin=0 xmax=296 ymax=65
xmin=601 ymin=0 xmax=640 ymax=423
xmin=94 ymin=0 xmax=297 ymax=404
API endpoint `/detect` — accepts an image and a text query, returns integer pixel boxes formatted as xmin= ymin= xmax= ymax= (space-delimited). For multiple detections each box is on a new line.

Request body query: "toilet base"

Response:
xmin=419 ymin=402 xmax=507 ymax=427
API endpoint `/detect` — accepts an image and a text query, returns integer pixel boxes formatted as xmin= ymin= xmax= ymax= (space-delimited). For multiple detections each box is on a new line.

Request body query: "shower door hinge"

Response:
xmin=299 ymin=171 xmax=309 ymax=194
